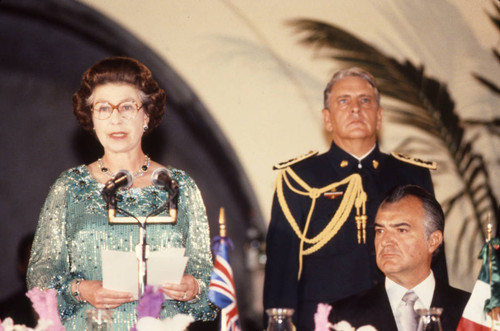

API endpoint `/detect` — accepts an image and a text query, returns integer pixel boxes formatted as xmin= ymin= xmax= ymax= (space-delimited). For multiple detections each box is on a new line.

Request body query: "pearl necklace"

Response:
xmin=97 ymin=155 xmax=151 ymax=178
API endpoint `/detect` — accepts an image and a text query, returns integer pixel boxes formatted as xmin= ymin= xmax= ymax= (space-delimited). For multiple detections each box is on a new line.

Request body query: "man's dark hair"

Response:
xmin=380 ymin=185 xmax=444 ymax=256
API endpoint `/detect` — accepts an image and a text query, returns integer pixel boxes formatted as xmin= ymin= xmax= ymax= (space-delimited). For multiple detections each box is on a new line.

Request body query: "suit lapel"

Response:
xmin=364 ymin=284 xmax=399 ymax=331
xmin=430 ymin=280 xmax=458 ymax=331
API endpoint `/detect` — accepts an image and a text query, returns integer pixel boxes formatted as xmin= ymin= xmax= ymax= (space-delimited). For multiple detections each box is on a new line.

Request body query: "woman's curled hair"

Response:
xmin=72 ymin=56 xmax=166 ymax=135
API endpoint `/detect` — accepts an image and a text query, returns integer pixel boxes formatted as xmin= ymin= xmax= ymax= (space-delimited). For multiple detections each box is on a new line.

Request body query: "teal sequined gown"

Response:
xmin=27 ymin=165 xmax=217 ymax=330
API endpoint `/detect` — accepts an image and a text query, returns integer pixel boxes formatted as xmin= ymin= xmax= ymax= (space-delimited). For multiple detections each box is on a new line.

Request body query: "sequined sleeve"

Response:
xmin=161 ymin=169 xmax=218 ymax=320
xmin=27 ymin=171 xmax=81 ymax=318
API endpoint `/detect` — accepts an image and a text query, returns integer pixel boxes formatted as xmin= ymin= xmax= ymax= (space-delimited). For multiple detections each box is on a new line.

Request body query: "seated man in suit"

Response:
xmin=329 ymin=185 xmax=469 ymax=331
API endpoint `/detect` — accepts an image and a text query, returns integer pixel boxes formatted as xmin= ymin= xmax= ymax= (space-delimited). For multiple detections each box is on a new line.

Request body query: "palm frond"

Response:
xmin=472 ymin=2 xmax=500 ymax=95
xmin=472 ymin=72 xmax=500 ymax=95
xmin=455 ymin=215 xmax=478 ymax=271
xmin=289 ymin=18 xmax=500 ymax=272
xmin=462 ymin=118 xmax=500 ymax=138
xmin=494 ymin=49 xmax=500 ymax=63
xmin=487 ymin=3 xmax=500 ymax=33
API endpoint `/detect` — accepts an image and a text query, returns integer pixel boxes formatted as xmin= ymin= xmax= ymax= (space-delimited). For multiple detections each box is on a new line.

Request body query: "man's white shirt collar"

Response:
xmin=347 ymin=144 xmax=376 ymax=162
xmin=386 ymin=271 xmax=435 ymax=327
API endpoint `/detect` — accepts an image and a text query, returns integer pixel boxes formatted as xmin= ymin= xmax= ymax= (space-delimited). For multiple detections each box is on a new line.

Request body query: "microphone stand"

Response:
xmin=135 ymin=187 xmax=178 ymax=297
xmin=105 ymin=187 xmax=178 ymax=298
xmin=136 ymin=217 xmax=148 ymax=298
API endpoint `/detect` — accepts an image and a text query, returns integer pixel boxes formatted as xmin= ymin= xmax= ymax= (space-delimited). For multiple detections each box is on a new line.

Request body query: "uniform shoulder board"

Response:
xmin=273 ymin=150 xmax=319 ymax=170
xmin=391 ymin=152 xmax=437 ymax=170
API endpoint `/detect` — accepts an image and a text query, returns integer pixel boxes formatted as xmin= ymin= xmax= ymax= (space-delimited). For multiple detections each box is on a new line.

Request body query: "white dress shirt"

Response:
xmin=385 ymin=272 xmax=436 ymax=331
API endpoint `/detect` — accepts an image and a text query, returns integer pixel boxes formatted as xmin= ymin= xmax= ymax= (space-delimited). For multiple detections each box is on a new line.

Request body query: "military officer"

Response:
xmin=263 ymin=67 xmax=448 ymax=331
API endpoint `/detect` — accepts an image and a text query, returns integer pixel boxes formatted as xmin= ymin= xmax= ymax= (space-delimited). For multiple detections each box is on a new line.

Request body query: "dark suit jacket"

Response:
xmin=329 ymin=280 xmax=470 ymax=331
xmin=264 ymin=142 xmax=448 ymax=330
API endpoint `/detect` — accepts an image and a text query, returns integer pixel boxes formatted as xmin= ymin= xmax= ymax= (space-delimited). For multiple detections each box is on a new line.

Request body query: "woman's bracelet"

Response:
xmin=72 ymin=279 xmax=87 ymax=303
xmin=187 ymin=278 xmax=202 ymax=303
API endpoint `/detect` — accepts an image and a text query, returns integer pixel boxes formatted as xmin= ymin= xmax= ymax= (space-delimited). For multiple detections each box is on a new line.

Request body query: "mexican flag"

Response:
xmin=457 ymin=238 xmax=500 ymax=330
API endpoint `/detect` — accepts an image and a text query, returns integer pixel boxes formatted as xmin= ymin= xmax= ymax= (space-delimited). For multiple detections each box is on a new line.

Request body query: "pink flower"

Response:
xmin=26 ymin=287 xmax=64 ymax=331
xmin=314 ymin=303 xmax=333 ymax=331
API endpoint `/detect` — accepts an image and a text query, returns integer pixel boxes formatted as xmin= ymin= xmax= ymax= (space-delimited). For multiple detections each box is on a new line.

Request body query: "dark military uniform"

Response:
xmin=263 ymin=142 xmax=447 ymax=331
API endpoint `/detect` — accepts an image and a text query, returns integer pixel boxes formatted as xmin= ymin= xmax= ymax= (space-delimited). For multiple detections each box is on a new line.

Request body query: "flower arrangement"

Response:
xmin=314 ymin=303 xmax=377 ymax=331
xmin=0 ymin=286 xmax=194 ymax=331
xmin=0 ymin=288 xmax=63 ymax=331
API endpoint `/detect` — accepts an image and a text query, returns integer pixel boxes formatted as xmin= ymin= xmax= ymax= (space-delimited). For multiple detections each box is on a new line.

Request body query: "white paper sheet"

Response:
xmin=102 ymin=248 xmax=188 ymax=299
xmin=102 ymin=250 xmax=138 ymax=297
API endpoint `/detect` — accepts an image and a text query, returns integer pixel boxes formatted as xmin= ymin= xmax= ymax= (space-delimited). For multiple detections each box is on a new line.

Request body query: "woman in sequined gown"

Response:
xmin=27 ymin=57 xmax=217 ymax=330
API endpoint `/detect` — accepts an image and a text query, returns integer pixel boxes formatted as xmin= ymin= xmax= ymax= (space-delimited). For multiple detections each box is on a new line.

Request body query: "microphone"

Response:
xmin=152 ymin=168 xmax=179 ymax=221
xmin=102 ymin=170 xmax=133 ymax=196
xmin=151 ymin=168 xmax=179 ymax=193
xmin=102 ymin=170 xmax=133 ymax=220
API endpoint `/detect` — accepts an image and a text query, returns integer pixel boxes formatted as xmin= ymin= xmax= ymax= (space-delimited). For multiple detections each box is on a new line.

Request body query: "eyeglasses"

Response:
xmin=92 ymin=100 xmax=143 ymax=120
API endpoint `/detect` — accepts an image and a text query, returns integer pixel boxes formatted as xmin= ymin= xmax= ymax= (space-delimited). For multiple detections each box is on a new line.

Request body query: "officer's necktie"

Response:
xmin=399 ymin=290 xmax=419 ymax=331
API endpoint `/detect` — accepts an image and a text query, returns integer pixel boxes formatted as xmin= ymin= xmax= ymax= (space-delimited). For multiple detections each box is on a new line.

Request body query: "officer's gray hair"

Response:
xmin=323 ymin=67 xmax=381 ymax=109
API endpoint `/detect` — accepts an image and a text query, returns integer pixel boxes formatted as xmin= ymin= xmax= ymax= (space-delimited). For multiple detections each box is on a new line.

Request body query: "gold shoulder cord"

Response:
xmin=275 ymin=167 xmax=367 ymax=280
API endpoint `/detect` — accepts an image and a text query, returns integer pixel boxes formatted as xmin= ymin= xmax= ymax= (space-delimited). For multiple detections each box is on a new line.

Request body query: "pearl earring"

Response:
xmin=143 ymin=124 xmax=148 ymax=132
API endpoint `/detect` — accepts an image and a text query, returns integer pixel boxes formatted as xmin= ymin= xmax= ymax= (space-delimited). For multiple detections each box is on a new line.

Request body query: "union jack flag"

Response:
xmin=209 ymin=236 xmax=241 ymax=331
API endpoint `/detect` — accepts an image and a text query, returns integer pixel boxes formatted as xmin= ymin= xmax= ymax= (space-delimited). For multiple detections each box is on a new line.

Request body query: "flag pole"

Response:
xmin=487 ymin=213 xmax=494 ymax=331
xmin=219 ymin=207 xmax=226 ymax=238
xmin=488 ymin=213 xmax=492 ymax=288
xmin=210 ymin=207 xmax=241 ymax=331
xmin=488 ymin=213 xmax=492 ymax=283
